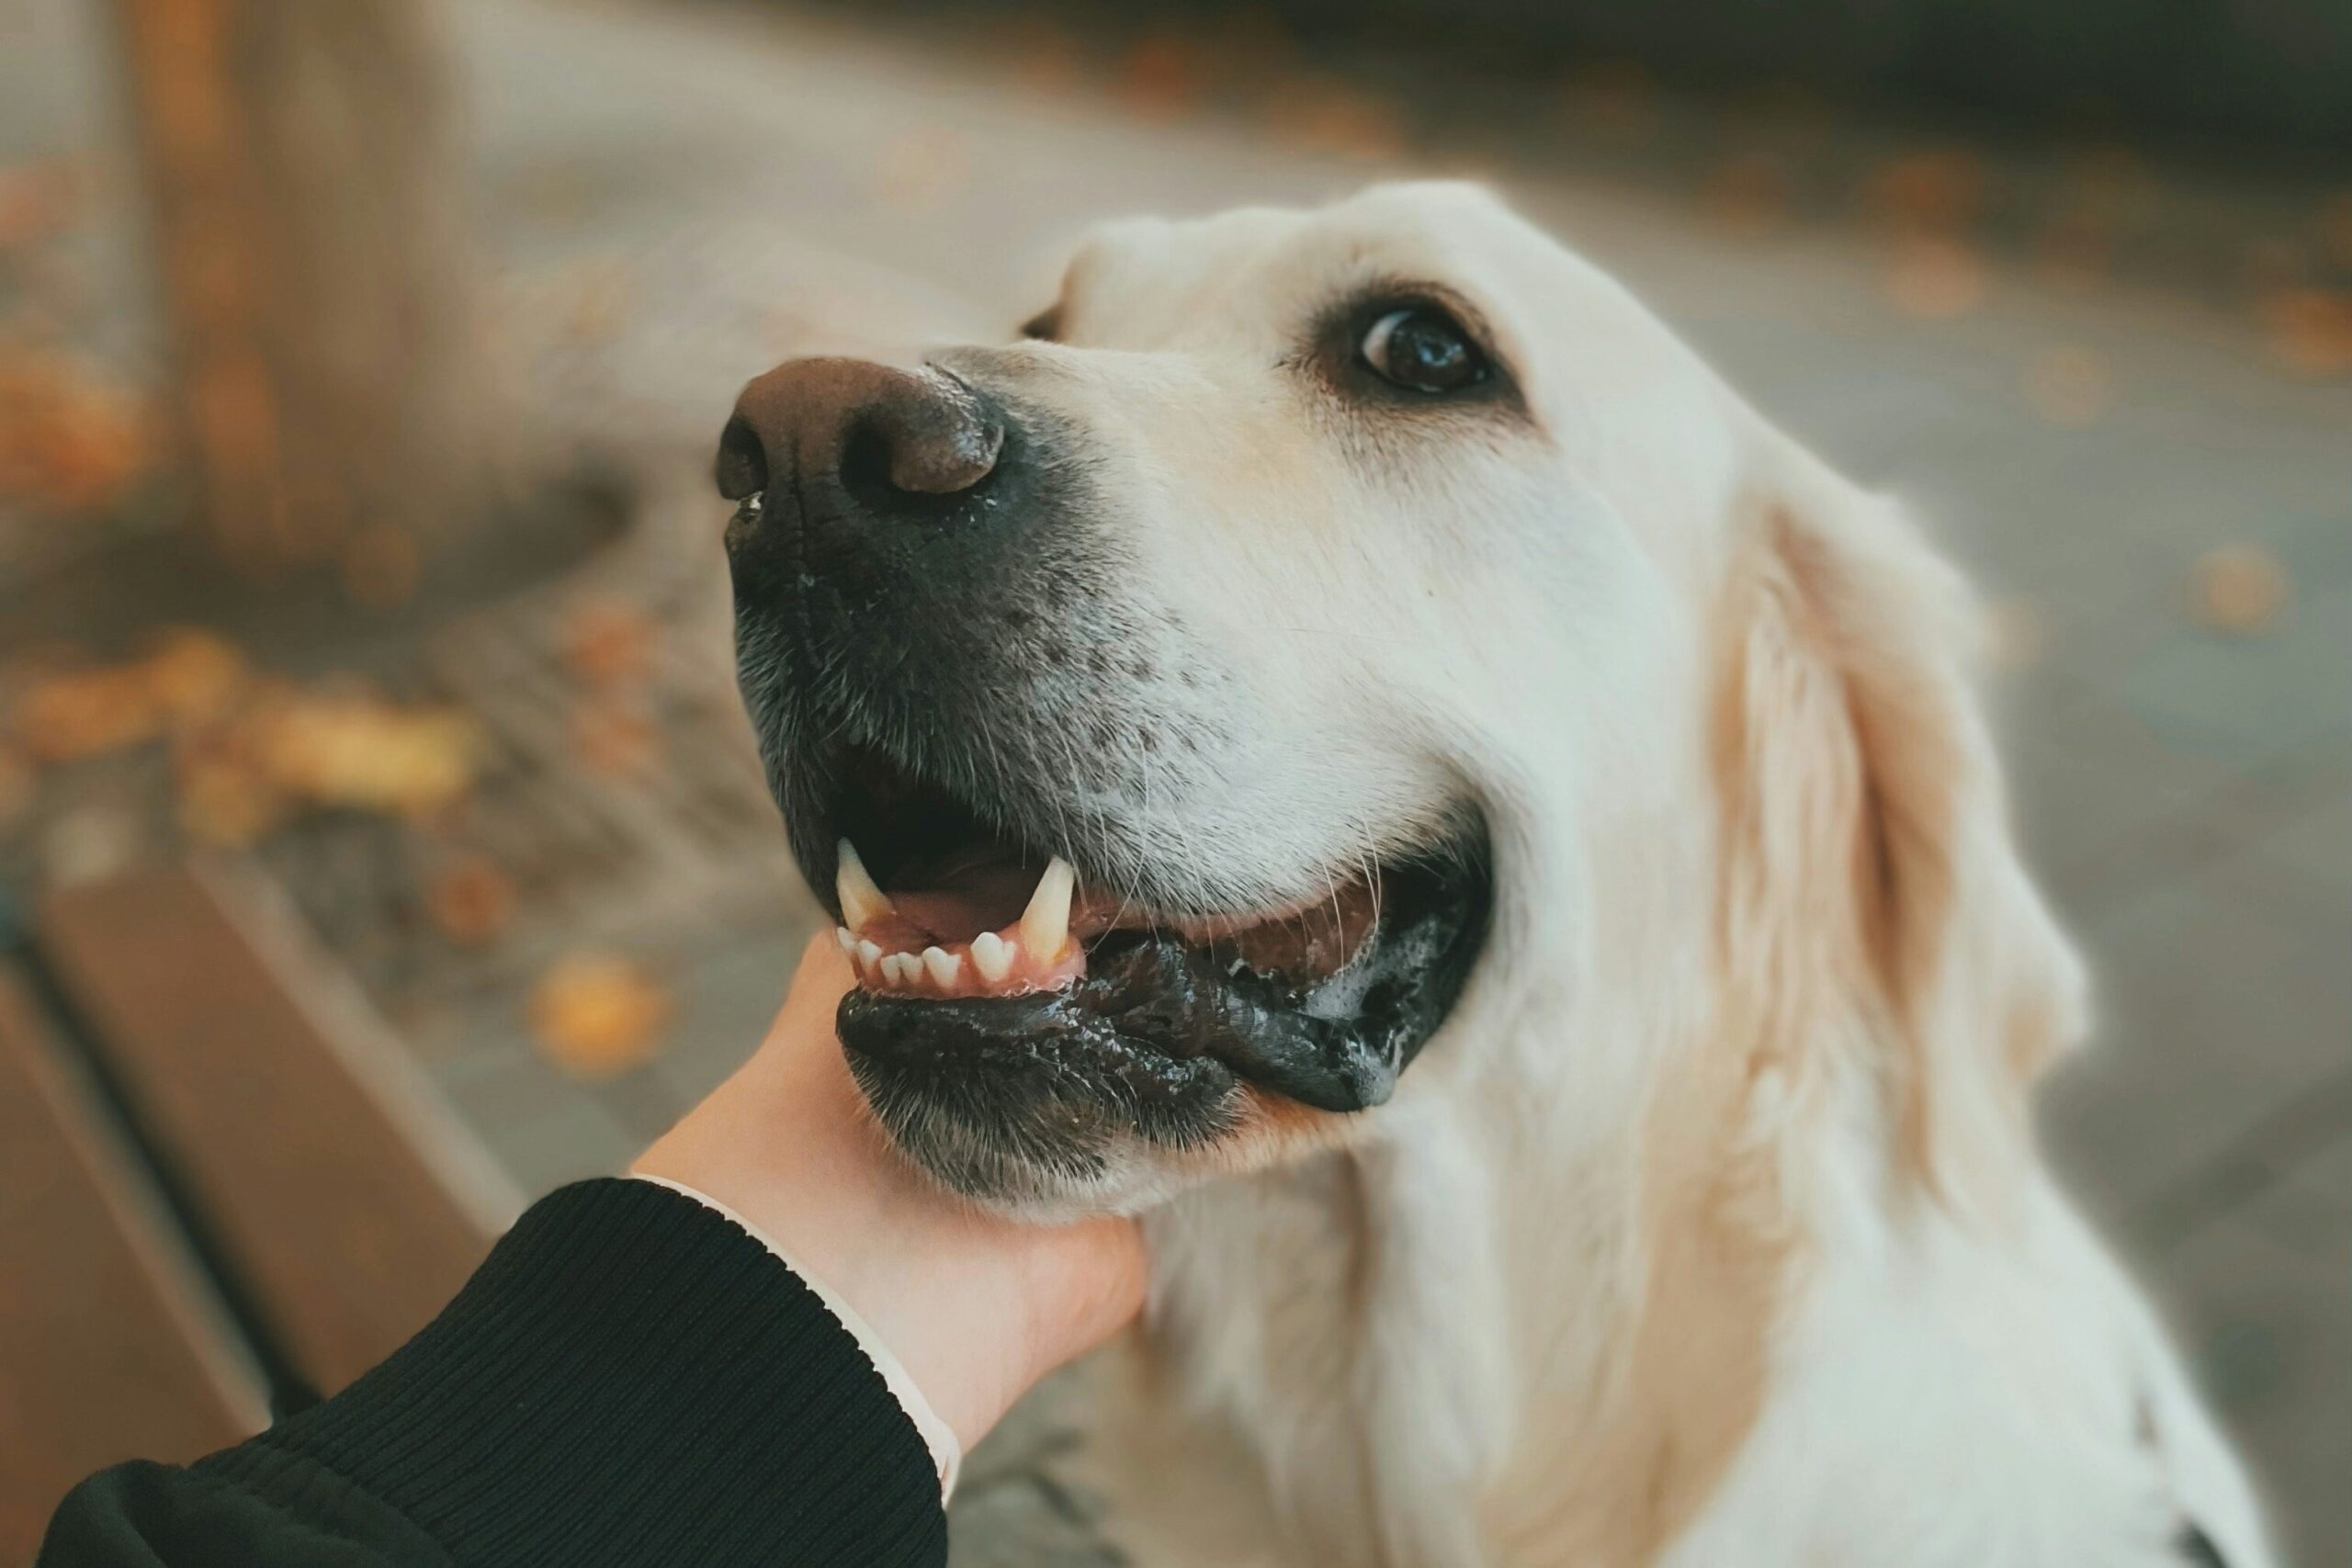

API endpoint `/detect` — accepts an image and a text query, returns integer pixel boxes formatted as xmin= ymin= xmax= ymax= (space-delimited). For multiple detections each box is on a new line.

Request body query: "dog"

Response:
xmin=715 ymin=183 xmax=2273 ymax=1568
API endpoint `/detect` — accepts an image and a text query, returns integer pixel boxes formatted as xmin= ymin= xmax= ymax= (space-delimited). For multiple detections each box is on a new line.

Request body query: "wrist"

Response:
xmin=626 ymin=1170 xmax=966 ymax=1494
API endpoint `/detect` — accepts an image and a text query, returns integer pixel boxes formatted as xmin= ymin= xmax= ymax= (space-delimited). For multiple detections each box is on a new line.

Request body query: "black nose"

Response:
xmin=716 ymin=357 xmax=1003 ymax=519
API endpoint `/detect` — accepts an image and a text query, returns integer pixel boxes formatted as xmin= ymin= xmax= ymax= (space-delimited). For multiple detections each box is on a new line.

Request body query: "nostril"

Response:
xmin=837 ymin=416 xmax=897 ymax=506
xmin=715 ymin=414 xmax=767 ymax=501
xmin=838 ymin=403 xmax=1003 ymax=510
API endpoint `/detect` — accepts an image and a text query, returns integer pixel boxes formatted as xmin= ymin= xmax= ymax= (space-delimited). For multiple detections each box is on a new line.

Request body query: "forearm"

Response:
xmin=39 ymin=1179 xmax=947 ymax=1568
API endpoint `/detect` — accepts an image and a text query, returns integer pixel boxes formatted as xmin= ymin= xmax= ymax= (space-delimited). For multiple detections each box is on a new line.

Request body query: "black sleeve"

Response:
xmin=38 ymin=1179 xmax=949 ymax=1568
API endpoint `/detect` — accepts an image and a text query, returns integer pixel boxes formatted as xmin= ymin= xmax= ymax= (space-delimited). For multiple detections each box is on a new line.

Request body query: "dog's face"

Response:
xmin=721 ymin=183 xmax=1749 ymax=1214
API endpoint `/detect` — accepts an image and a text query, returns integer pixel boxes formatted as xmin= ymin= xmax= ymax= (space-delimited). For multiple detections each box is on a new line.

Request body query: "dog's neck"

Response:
xmin=1138 ymin=859 xmax=1863 ymax=1568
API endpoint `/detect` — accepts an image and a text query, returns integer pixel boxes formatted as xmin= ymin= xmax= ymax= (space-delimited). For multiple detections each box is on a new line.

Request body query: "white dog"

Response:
xmin=717 ymin=182 xmax=2272 ymax=1568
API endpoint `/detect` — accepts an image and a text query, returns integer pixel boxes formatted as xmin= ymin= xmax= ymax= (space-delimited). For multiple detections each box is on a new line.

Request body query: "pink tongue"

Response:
xmin=879 ymin=862 xmax=1043 ymax=946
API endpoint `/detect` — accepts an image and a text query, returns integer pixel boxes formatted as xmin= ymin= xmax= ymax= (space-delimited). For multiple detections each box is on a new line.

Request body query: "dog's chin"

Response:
xmin=842 ymin=1028 xmax=1243 ymax=1218
xmin=839 ymin=843 xmax=1487 ymax=1213
xmin=836 ymin=851 xmax=1490 ymax=1215
xmin=796 ymin=749 xmax=1491 ymax=1215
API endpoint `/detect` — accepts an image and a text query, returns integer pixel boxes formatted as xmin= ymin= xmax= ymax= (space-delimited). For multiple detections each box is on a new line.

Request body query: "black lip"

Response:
xmin=839 ymin=839 xmax=1489 ymax=1120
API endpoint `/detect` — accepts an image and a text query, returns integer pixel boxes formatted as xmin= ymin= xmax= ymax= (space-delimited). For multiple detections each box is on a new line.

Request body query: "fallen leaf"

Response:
xmin=175 ymin=754 xmax=282 ymax=847
xmin=13 ymin=665 xmax=161 ymax=762
xmin=2191 ymin=545 xmax=2290 ymax=636
xmin=425 ymin=854 xmax=517 ymax=946
xmin=12 ymin=630 xmax=249 ymax=763
xmin=563 ymin=598 xmax=657 ymax=689
xmin=259 ymin=694 xmax=483 ymax=817
xmin=530 ymin=953 xmax=670 ymax=1080
xmin=142 ymin=626 xmax=251 ymax=728
xmin=1862 ymin=147 xmax=1987 ymax=236
xmin=1885 ymin=236 xmax=1987 ymax=320
xmin=0 ymin=352 xmax=152 ymax=514
xmin=2256 ymin=288 xmax=2352 ymax=378
xmin=571 ymin=700 xmax=656 ymax=778
xmin=1115 ymin=35 xmax=1202 ymax=118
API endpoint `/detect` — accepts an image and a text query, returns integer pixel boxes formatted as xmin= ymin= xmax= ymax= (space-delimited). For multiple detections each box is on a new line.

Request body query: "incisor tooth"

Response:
xmin=835 ymin=840 xmax=893 ymax=931
xmin=922 ymin=946 xmax=960 ymax=987
xmin=885 ymin=953 xmax=919 ymax=985
xmin=1020 ymin=856 xmax=1076 ymax=960
xmin=855 ymin=939 xmax=882 ymax=973
xmin=835 ymin=926 xmax=856 ymax=953
xmin=970 ymin=931 xmax=1013 ymax=983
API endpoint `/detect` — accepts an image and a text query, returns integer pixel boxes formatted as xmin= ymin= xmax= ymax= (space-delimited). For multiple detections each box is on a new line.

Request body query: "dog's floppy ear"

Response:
xmin=1712 ymin=433 xmax=2086 ymax=1219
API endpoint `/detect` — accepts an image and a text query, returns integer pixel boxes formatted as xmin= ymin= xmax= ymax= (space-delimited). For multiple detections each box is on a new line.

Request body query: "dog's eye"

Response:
xmin=1359 ymin=307 xmax=1488 ymax=394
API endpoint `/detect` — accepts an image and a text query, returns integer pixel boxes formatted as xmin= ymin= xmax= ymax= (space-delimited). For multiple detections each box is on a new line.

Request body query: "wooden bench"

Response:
xmin=0 ymin=862 xmax=519 ymax=1565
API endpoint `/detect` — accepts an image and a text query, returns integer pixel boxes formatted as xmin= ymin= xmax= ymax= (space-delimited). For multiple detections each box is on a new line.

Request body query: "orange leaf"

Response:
xmin=2256 ymin=288 xmax=2352 ymax=378
xmin=14 ymin=666 xmax=163 ymax=763
xmin=0 ymin=352 xmax=152 ymax=515
xmin=562 ymin=599 xmax=658 ymax=689
xmin=530 ymin=953 xmax=670 ymax=1080
xmin=425 ymin=855 xmax=517 ymax=947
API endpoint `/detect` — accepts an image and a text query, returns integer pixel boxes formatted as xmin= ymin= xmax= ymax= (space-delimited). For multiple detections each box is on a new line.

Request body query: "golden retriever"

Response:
xmin=716 ymin=182 xmax=2272 ymax=1568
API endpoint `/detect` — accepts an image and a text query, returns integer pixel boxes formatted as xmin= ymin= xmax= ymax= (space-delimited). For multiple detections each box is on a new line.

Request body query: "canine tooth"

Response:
xmin=834 ymin=840 xmax=894 ymax=931
xmin=1020 ymin=856 xmax=1076 ymax=960
xmin=970 ymin=930 xmax=1013 ymax=983
xmin=922 ymin=946 xmax=961 ymax=987
xmin=855 ymin=939 xmax=882 ymax=974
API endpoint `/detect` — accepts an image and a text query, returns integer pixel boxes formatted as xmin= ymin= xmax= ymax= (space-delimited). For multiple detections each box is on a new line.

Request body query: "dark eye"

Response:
xmin=1359 ymin=306 xmax=1488 ymax=393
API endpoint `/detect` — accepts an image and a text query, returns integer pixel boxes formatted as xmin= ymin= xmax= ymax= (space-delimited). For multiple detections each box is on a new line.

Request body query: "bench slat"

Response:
xmin=38 ymin=866 xmax=497 ymax=1401
xmin=0 ymin=971 xmax=267 ymax=1567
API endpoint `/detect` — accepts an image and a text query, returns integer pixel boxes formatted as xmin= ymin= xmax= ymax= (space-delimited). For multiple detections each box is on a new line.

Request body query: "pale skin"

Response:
xmin=635 ymin=934 xmax=1148 ymax=1450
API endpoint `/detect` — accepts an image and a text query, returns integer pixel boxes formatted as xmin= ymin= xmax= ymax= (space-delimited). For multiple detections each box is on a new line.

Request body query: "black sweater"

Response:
xmin=37 ymin=1179 xmax=949 ymax=1567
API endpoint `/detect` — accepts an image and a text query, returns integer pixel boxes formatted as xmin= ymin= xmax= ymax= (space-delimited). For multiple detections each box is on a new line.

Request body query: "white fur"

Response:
xmin=957 ymin=183 xmax=2273 ymax=1568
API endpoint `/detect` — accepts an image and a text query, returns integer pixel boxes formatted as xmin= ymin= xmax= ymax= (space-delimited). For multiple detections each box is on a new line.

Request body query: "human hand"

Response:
xmin=633 ymin=933 xmax=1147 ymax=1450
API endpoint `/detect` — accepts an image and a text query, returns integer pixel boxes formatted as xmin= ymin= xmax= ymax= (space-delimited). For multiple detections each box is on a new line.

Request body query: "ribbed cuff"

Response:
xmin=628 ymin=1173 xmax=963 ymax=1500
xmin=205 ymin=1179 xmax=947 ymax=1568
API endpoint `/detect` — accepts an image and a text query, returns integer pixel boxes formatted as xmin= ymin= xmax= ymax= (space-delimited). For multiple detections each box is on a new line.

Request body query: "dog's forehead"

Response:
xmin=1059 ymin=184 xmax=1550 ymax=342
xmin=1057 ymin=184 xmax=1690 ymax=386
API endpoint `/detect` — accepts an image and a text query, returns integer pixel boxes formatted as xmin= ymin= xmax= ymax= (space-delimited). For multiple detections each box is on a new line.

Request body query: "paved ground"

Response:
xmin=5 ymin=0 xmax=2346 ymax=1561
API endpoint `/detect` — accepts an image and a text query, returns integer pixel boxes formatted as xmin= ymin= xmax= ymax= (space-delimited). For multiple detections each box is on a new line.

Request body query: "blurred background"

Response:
xmin=0 ymin=0 xmax=2344 ymax=1562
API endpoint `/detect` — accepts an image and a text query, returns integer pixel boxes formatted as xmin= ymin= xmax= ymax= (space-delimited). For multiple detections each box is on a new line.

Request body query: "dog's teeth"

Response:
xmin=834 ymin=840 xmax=894 ymax=931
xmin=922 ymin=946 xmax=961 ymax=987
xmin=970 ymin=930 xmax=1013 ymax=983
xmin=888 ymin=952 xmax=922 ymax=986
xmin=1020 ymin=855 xmax=1076 ymax=960
xmin=835 ymin=926 xmax=856 ymax=954
xmin=855 ymin=939 xmax=882 ymax=975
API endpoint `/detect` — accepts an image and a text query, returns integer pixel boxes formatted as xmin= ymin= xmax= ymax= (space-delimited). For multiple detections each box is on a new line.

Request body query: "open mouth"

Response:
xmin=812 ymin=746 xmax=1490 ymax=1130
